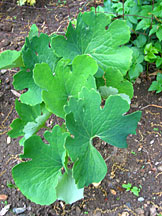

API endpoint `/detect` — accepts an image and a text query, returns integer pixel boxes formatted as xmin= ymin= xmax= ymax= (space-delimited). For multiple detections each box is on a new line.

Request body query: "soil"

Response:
xmin=0 ymin=1 xmax=162 ymax=216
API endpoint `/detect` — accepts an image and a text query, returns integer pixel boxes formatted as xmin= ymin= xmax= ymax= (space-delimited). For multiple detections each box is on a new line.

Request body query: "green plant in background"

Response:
xmin=144 ymin=43 xmax=159 ymax=62
xmin=90 ymin=0 xmax=116 ymax=19
xmin=0 ymin=11 xmax=141 ymax=205
xmin=145 ymin=41 xmax=162 ymax=68
xmin=131 ymin=151 xmax=136 ymax=155
xmin=122 ymin=183 xmax=142 ymax=196
xmin=144 ymin=42 xmax=162 ymax=93
xmin=91 ymin=0 xmax=162 ymax=91
xmin=17 ymin=0 xmax=36 ymax=6
xmin=153 ymin=127 xmax=159 ymax=131
xmin=148 ymin=72 xmax=162 ymax=93
xmin=128 ymin=47 xmax=144 ymax=81
xmin=56 ymin=0 xmax=67 ymax=6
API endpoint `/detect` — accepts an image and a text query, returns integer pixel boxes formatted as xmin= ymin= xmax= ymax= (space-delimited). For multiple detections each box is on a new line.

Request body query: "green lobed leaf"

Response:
xmin=52 ymin=11 xmax=132 ymax=77
xmin=13 ymin=68 xmax=42 ymax=105
xmin=65 ymin=88 xmax=141 ymax=188
xmin=144 ymin=43 xmax=159 ymax=62
xmin=12 ymin=125 xmax=69 ymax=205
xmin=131 ymin=186 xmax=140 ymax=196
xmin=128 ymin=64 xmax=143 ymax=81
xmin=28 ymin=24 xmax=38 ymax=40
xmin=0 ymin=50 xmax=24 ymax=70
xmin=148 ymin=73 xmax=162 ymax=93
xmin=23 ymin=33 xmax=58 ymax=71
xmin=34 ymin=55 xmax=98 ymax=118
xmin=128 ymin=47 xmax=144 ymax=81
xmin=104 ymin=67 xmax=134 ymax=98
xmin=8 ymin=99 xmax=51 ymax=145
xmin=122 ymin=183 xmax=132 ymax=191
xmin=13 ymin=33 xmax=58 ymax=106
xmin=56 ymin=170 xmax=84 ymax=204
xmin=99 ymin=86 xmax=118 ymax=99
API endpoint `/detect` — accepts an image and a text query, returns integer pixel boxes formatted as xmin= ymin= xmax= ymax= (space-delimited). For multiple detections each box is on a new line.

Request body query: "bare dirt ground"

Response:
xmin=0 ymin=1 xmax=162 ymax=215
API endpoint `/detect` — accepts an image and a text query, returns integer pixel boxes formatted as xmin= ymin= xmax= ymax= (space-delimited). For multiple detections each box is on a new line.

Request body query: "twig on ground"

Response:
xmin=141 ymin=104 xmax=162 ymax=110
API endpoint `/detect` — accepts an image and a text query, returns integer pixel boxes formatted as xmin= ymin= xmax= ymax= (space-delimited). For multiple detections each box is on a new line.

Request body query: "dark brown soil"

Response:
xmin=0 ymin=1 xmax=162 ymax=216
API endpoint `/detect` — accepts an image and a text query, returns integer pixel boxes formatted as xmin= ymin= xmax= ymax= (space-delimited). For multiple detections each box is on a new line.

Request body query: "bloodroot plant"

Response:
xmin=0 ymin=12 xmax=141 ymax=205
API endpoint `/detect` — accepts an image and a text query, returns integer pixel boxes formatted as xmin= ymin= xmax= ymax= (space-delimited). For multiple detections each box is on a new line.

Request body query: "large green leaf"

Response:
xmin=13 ymin=33 xmax=58 ymax=106
xmin=8 ymin=100 xmax=51 ymax=145
xmin=23 ymin=33 xmax=58 ymax=71
xmin=56 ymin=170 xmax=84 ymax=204
xmin=12 ymin=125 xmax=69 ymax=205
xmin=34 ymin=55 xmax=98 ymax=118
xmin=0 ymin=50 xmax=24 ymax=70
xmin=65 ymin=88 xmax=141 ymax=188
xmin=104 ymin=67 xmax=134 ymax=98
xmin=52 ymin=12 xmax=132 ymax=77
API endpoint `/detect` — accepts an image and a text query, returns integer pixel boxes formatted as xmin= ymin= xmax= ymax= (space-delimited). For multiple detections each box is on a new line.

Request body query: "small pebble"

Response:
xmin=157 ymin=165 xmax=162 ymax=172
xmin=0 ymin=194 xmax=8 ymax=201
xmin=7 ymin=136 xmax=11 ymax=144
xmin=13 ymin=206 xmax=26 ymax=214
xmin=93 ymin=182 xmax=101 ymax=188
xmin=110 ymin=189 xmax=116 ymax=195
xmin=135 ymin=208 xmax=144 ymax=216
xmin=138 ymin=147 xmax=142 ymax=151
xmin=1 ymin=69 xmax=7 ymax=74
xmin=116 ymin=179 xmax=120 ymax=183
xmin=155 ymin=161 xmax=161 ymax=165
xmin=27 ymin=206 xmax=31 ymax=211
xmin=138 ymin=197 xmax=145 ymax=202
xmin=0 ymin=204 xmax=11 ymax=216
xmin=131 ymin=103 xmax=138 ymax=108
xmin=149 ymin=206 xmax=157 ymax=216
xmin=150 ymin=140 xmax=154 ymax=145
xmin=121 ymin=212 xmax=129 ymax=216
xmin=136 ymin=78 xmax=141 ymax=84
